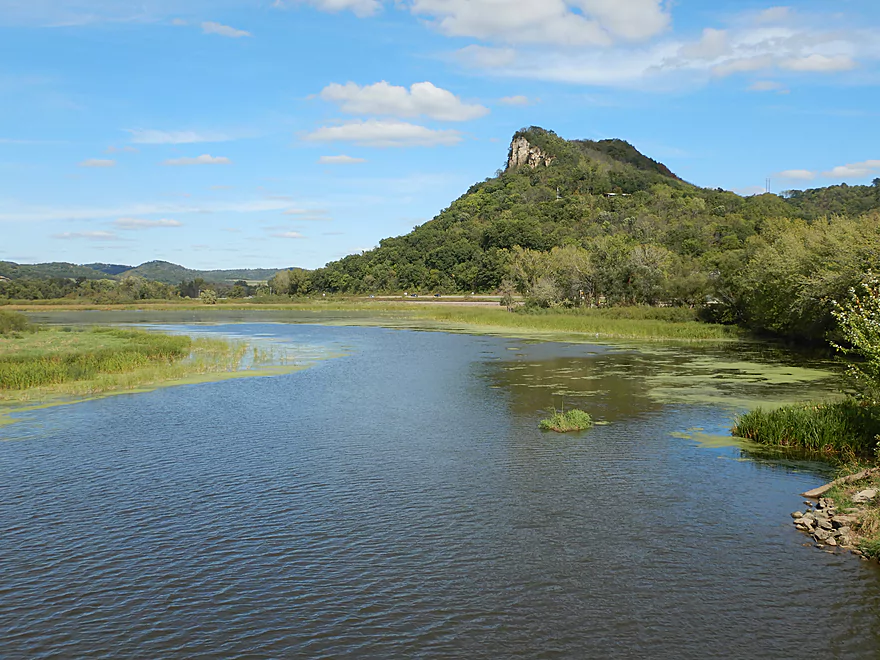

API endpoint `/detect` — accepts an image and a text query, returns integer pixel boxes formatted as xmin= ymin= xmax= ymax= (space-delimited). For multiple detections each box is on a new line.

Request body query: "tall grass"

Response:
xmin=732 ymin=399 xmax=880 ymax=455
xmin=0 ymin=328 xmax=192 ymax=390
xmin=414 ymin=306 xmax=739 ymax=341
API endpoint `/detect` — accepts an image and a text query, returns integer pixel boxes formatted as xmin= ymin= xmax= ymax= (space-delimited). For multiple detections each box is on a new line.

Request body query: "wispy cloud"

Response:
xmin=163 ymin=154 xmax=231 ymax=166
xmin=79 ymin=158 xmax=116 ymax=168
xmin=304 ymin=119 xmax=462 ymax=147
xmin=201 ymin=21 xmax=251 ymax=38
xmin=0 ymin=198 xmax=293 ymax=223
xmin=106 ymin=145 xmax=139 ymax=154
xmin=319 ymin=155 xmax=366 ymax=164
xmin=127 ymin=129 xmax=233 ymax=144
xmin=271 ymin=231 xmax=307 ymax=239
xmin=499 ymin=95 xmax=532 ymax=106
xmin=52 ymin=230 xmax=119 ymax=241
xmin=113 ymin=217 xmax=183 ymax=229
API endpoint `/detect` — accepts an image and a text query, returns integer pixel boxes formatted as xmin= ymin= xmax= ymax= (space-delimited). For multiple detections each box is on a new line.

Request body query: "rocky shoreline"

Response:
xmin=791 ymin=489 xmax=878 ymax=559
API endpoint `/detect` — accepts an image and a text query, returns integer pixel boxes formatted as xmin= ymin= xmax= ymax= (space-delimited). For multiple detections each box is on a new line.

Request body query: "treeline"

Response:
xmin=0 ymin=276 xmax=265 ymax=303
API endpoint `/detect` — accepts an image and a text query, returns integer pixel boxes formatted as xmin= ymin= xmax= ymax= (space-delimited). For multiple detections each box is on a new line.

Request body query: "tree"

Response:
xmin=199 ymin=289 xmax=218 ymax=304
xmin=832 ymin=273 xmax=880 ymax=404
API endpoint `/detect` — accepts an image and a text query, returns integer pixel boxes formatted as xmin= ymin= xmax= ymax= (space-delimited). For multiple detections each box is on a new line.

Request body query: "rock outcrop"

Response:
xmin=507 ymin=136 xmax=555 ymax=170
xmin=792 ymin=498 xmax=866 ymax=557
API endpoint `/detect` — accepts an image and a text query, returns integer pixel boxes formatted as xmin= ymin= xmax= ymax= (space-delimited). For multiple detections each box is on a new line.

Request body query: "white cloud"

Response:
xmin=777 ymin=169 xmax=816 ymax=180
xmin=113 ymin=217 xmax=183 ymax=229
xmin=53 ymin=230 xmax=119 ymax=241
xmin=780 ymin=54 xmax=857 ymax=72
xmin=499 ymin=95 xmax=531 ymax=106
xmin=275 ymin=0 xmax=382 ymax=18
xmin=679 ymin=28 xmax=728 ymax=60
xmin=319 ymin=155 xmax=367 ymax=164
xmin=303 ymin=119 xmax=462 ymax=147
xmin=748 ymin=80 xmax=786 ymax=92
xmin=755 ymin=7 xmax=791 ymax=25
xmin=822 ymin=160 xmax=880 ymax=179
xmin=283 ymin=208 xmax=329 ymax=216
xmin=450 ymin=8 xmax=874 ymax=88
xmin=106 ymin=145 xmax=139 ymax=153
xmin=201 ymin=21 xmax=251 ymax=38
xmin=711 ymin=55 xmax=775 ymax=77
xmin=163 ymin=154 xmax=231 ymax=166
xmin=409 ymin=0 xmax=670 ymax=46
xmin=127 ymin=129 xmax=232 ymax=144
xmin=79 ymin=158 xmax=116 ymax=168
xmin=454 ymin=45 xmax=516 ymax=68
xmin=271 ymin=231 xmax=307 ymax=239
xmin=319 ymin=81 xmax=489 ymax=121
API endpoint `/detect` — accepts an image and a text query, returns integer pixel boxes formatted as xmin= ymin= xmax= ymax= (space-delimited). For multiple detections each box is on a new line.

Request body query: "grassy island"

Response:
xmin=0 ymin=311 xmax=249 ymax=404
xmin=540 ymin=409 xmax=593 ymax=433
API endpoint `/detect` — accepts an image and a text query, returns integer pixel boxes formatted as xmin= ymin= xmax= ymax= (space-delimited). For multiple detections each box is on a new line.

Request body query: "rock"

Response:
xmin=795 ymin=517 xmax=814 ymax=529
xmin=853 ymin=489 xmax=878 ymax=504
xmin=827 ymin=536 xmax=838 ymax=546
xmin=804 ymin=501 xmax=813 ymax=507
xmin=818 ymin=519 xmax=834 ymax=531
xmin=839 ymin=536 xmax=853 ymax=547
xmin=802 ymin=513 xmax=816 ymax=523
xmin=837 ymin=526 xmax=853 ymax=537
xmin=814 ymin=528 xmax=833 ymax=542
xmin=832 ymin=515 xmax=858 ymax=528
xmin=792 ymin=511 xmax=804 ymax=519
xmin=507 ymin=136 xmax=555 ymax=170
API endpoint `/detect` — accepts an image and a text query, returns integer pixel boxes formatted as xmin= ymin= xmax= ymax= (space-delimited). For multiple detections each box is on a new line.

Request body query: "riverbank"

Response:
xmin=791 ymin=468 xmax=880 ymax=560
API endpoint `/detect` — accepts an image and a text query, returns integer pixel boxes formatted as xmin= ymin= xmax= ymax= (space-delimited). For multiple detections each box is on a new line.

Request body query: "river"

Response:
xmin=2 ymin=316 xmax=880 ymax=658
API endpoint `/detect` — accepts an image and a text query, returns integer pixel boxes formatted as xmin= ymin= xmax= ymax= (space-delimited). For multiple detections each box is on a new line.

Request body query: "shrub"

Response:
xmin=0 ymin=310 xmax=32 ymax=335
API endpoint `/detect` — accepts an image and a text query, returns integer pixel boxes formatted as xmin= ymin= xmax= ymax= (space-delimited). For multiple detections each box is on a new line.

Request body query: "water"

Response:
xmin=3 ymin=322 xmax=880 ymax=658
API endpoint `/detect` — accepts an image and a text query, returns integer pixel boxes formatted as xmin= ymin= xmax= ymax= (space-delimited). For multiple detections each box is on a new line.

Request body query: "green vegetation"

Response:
xmin=0 ymin=310 xmax=32 ymax=335
xmin=732 ymin=400 xmax=880 ymax=457
xmin=413 ymin=306 xmax=739 ymax=341
xmin=732 ymin=276 xmax=880 ymax=457
xmin=0 ymin=326 xmax=250 ymax=402
xmin=540 ymin=408 xmax=593 ymax=432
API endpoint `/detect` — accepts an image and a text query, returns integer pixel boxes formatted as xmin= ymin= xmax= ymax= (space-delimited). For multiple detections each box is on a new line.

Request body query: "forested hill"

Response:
xmin=308 ymin=126 xmax=880 ymax=341
xmin=0 ymin=260 xmax=281 ymax=284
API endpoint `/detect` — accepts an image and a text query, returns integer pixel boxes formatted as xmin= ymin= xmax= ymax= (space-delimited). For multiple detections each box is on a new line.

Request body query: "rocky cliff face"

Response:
xmin=507 ymin=136 xmax=555 ymax=170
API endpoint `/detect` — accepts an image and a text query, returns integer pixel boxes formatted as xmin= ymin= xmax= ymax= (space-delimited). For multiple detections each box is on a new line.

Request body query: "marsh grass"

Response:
xmin=540 ymin=408 xmax=593 ymax=432
xmin=732 ymin=399 xmax=880 ymax=456
xmin=413 ymin=307 xmax=739 ymax=341
xmin=0 ymin=327 xmax=249 ymax=401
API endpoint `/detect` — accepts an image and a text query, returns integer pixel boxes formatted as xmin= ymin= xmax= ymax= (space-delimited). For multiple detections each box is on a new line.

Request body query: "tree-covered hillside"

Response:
xmin=305 ymin=126 xmax=880 ymax=341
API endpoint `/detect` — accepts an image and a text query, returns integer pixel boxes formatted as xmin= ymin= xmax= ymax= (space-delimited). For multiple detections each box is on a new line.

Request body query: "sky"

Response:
xmin=1 ymin=0 xmax=879 ymax=270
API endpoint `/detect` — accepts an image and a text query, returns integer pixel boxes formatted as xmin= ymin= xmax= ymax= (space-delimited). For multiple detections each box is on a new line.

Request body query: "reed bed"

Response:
xmin=732 ymin=399 xmax=880 ymax=456
xmin=414 ymin=307 xmax=740 ymax=341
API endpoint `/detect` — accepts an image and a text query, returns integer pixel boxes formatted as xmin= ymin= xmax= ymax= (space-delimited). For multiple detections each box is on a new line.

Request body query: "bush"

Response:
xmin=0 ymin=310 xmax=32 ymax=335
xmin=540 ymin=408 xmax=593 ymax=432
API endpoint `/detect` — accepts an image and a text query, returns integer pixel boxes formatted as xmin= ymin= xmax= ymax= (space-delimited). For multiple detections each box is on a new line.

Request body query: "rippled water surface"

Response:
xmin=3 ymin=321 xmax=880 ymax=659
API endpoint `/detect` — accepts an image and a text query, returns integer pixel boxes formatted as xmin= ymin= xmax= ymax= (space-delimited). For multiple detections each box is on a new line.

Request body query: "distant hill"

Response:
xmin=0 ymin=261 xmax=110 ymax=280
xmin=0 ymin=259 xmax=284 ymax=284
xmin=84 ymin=263 xmax=133 ymax=276
xmin=119 ymin=261 xmax=281 ymax=284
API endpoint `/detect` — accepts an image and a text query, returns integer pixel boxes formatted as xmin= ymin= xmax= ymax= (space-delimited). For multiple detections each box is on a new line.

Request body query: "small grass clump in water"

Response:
xmin=540 ymin=408 xmax=593 ymax=433
xmin=731 ymin=399 xmax=880 ymax=456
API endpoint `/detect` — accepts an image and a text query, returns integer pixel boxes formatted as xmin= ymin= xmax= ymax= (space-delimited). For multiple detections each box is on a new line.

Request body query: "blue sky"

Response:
xmin=2 ymin=0 xmax=879 ymax=270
